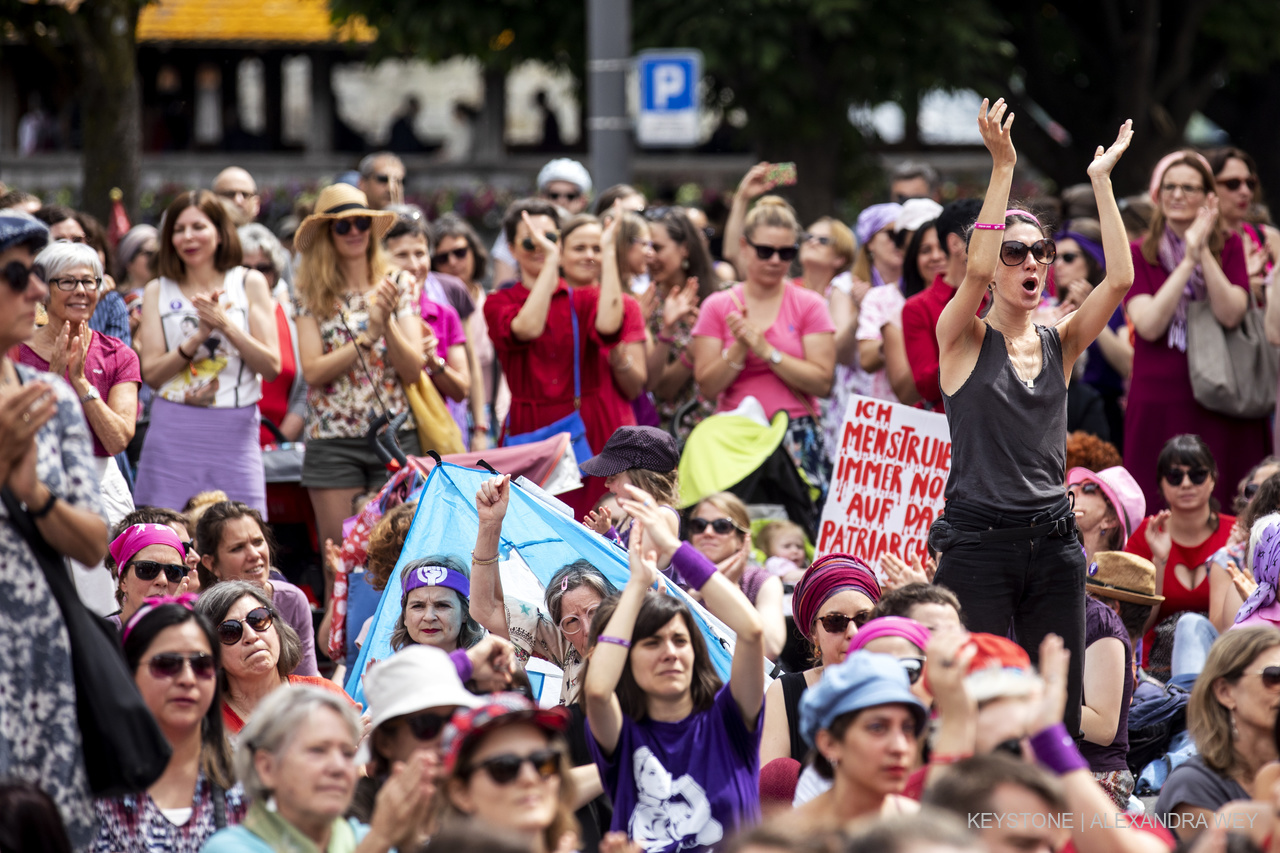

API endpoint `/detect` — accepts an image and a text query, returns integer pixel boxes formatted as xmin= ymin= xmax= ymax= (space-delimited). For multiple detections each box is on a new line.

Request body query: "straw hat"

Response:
xmin=294 ymin=184 xmax=396 ymax=253
xmin=1086 ymin=551 xmax=1165 ymax=605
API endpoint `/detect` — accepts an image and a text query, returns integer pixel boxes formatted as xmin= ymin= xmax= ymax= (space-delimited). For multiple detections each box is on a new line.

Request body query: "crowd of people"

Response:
xmin=7 ymin=99 xmax=1280 ymax=853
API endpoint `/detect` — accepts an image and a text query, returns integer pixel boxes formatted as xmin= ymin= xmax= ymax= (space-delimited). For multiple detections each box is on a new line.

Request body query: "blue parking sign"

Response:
xmin=637 ymin=49 xmax=702 ymax=147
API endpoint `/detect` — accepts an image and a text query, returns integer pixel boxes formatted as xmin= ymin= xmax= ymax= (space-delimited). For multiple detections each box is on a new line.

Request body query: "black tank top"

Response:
xmin=942 ymin=324 xmax=1067 ymax=513
xmin=780 ymin=671 xmax=810 ymax=761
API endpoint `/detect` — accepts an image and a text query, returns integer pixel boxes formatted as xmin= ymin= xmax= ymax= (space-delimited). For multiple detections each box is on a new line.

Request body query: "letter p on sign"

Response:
xmin=653 ymin=64 xmax=685 ymax=108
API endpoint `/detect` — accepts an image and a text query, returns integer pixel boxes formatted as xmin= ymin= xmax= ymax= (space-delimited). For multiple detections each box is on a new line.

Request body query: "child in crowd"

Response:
xmin=758 ymin=519 xmax=808 ymax=583
xmin=582 ymin=425 xmax=682 ymax=550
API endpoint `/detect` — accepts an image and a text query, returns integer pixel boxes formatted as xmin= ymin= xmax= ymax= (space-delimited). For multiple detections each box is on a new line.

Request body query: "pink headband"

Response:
xmin=1005 ymin=209 xmax=1041 ymax=227
xmin=109 ymin=524 xmax=186 ymax=570
xmin=847 ymin=616 xmax=931 ymax=656
xmin=121 ymin=592 xmax=200 ymax=642
xmin=1149 ymin=151 xmax=1214 ymax=203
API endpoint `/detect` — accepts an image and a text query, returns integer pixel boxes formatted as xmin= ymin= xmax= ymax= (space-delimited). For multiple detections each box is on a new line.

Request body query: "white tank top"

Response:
xmin=156 ymin=267 xmax=261 ymax=408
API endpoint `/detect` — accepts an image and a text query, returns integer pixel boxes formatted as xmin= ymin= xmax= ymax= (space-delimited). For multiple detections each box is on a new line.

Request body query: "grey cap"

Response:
xmin=0 ymin=211 xmax=49 ymax=254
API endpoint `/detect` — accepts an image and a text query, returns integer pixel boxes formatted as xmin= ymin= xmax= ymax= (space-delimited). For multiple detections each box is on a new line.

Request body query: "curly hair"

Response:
xmin=365 ymin=503 xmax=418 ymax=592
xmin=1064 ymin=431 xmax=1122 ymax=473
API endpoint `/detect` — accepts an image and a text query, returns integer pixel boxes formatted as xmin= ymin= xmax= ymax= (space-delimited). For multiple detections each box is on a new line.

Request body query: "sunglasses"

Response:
xmin=402 ymin=710 xmax=452 ymax=741
xmin=802 ymin=233 xmax=832 ymax=246
xmin=547 ymin=191 xmax=581 ymax=203
xmin=745 ymin=238 xmax=799 ymax=262
xmin=689 ymin=517 xmax=743 ymax=536
xmin=560 ymin=603 xmax=601 ymax=637
xmin=332 ymin=217 xmax=372 ymax=236
xmin=373 ymin=174 xmax=402 ymax=185
xmin=1164 ymin=467 xmax=1210 ymax=487
xmin=520 ymin=232 xmax=560 ymax=252
xmin=899 ymin=657 xmax=925 ymax=685
xmin=48 ymin=276 xmax=103 ymax=292
xmin=248 ymin=264 xmax=276 ymax=276
xmin=1246 ymin=665 xmax=1280 ymax=689
xmin=1245 ymin=482 xmax=1262 ymax=501
xmin=1218 ymin=177 xmax=1259 ymax=193
xmin=431 ymin=246 xmax=469 ymax=267
xmin=891 ymin=230 xmax=911 ymax=249
xmin=816 ymin=611 xmax=874 ymax=634
xmin=468 ymin=748 xmax=562 ymax=785
xmin=3 ymin=261 xmax=43 ymax=292
xmin=146 ymin=651 xmax=216 ymax=681
xmin=1059 ymin=251 xmax=1080 ymax=264
xmin=128 ymin=560 xmax=186 ymax=584
xmin=999 ymin=239 xmax=1057 ymax=266
xmin=217 ymin=607 xmax=274 ymax=645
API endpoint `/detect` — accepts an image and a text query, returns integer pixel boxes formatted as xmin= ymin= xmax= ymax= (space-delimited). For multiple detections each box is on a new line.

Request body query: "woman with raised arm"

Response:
xmin=929 ymin=99 xmax=1134 ymax=738
xmin=584 ymin=486 xmax=765 ymax=853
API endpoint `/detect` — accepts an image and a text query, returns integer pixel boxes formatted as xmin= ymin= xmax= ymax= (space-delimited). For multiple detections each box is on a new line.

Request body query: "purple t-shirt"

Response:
xmin=588 ymin=685 xmax=762 ymax=853
xmin=272 ymin=578 xmax=319 ymax=677
xmin=18 ymin=332 xmax=141 ymax=457
xmin=1080 ymin=595 xmax=1132 ymax=773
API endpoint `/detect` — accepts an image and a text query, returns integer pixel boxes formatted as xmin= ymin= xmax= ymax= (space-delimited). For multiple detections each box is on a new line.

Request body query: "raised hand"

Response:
xmin=521 ymin=210 xmax=560 ymax=255
xmin=725 ymin=310 xmax=767 ymax=358
xmin=601 ymin=202 xmax=622 ymax=248
xmin=421 ymin=325 xmax=439 ymax=364
xmin=367 ymin=278 xmax=399 ymax=339
xmin=1145 ymin=509 xmax=1173 ymax=565
xmin=627 ymin=522 xmax=662 ymax=590
xmin=661 ymin=278 xmax=701 ymax=332
xmin=977 ymin=97 xmax=1016 ymax=167
xmin=924 ymin=630 xmax=977 ymax=718
xmin=67 ymin=322 xmax=88 ymax=385
xmin=475 ymin=474 xmax=510 ymax=526
xmin=737 ymin=162 xmax=778 ymax=201
xmin=584 ymin=505 xmax=613 ymax=536
xmin=1086 ymin=119 xmax=1134 ymax=180
xmin=467 ymin=634 xmax=516 ymax=692
xmin=1184 ymin=196 xmax=1220 ymax=264
xmin=1029 ymin=633 xmax=1069 ymax=734
xmin=618 ymin=484 xmax=682 ymax=561
xmin=48 ymin=322 xmax=71 ymax=378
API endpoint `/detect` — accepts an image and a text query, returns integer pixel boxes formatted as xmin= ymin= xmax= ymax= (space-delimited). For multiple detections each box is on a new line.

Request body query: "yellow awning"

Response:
xmin=138 ymin=0 xmax=376 ymax=45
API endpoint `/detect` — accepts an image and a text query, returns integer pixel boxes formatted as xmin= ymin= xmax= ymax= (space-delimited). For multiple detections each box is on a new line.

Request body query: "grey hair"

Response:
xmin=358 ymin=151 xmax=403 ymax=177
xmin=391 ymin=556 xmax=485 ymax=651
xmin=195 ymin=580 xmax=303 ymax=677
xmin=891 ymin=160 xmax=940 ymax=191
xmin=35 ymin=241 xmax=102 ymax=280
xmin=236 ymin=684 xmax=361 ymax=802
xmin=237 ymin=223 xmax=290 ymax=275
xmin=545 ymin=560 xmax=617 ymax=626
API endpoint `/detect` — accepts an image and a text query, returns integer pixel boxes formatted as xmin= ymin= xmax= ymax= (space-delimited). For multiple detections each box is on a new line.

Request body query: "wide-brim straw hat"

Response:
xmin=294 ymin=183 xmax=396 ymax=253
xmin=1087 ymin=551 xmax=1165 ymax=605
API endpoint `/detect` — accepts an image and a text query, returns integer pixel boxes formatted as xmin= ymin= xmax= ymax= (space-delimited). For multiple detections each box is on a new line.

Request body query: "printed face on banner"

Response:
xmin=816 ymin=396 xmax=951 ymax=573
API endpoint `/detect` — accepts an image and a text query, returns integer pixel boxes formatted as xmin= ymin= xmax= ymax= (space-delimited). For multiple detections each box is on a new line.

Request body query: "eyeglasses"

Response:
xmin=468 ymin=748 xmax=562 ymax=785
xmin=248 ymin=264 xmax=276 ymax=276
xmin=215 ymin=189 xmax=257 ymax=202
xmin=333 ymin=217 xmax=372 ymax=236
xmin=1164 ymin=467 xmax=1210 ymax=487
xmin=1161 ymin=183 xmax=1205 ymax=197
xmin=1245 ymin=665 xmax=1280 ymax=689
xmin=560 ymin=604 xmax=601 ymax=637
xmin=1218 ymin=177 xmax=1258 ymax=193
xmin=402 ymin=710 xmax=452 ymax=741
xmin=546 ymin=191 xmax=581 ymax=203
xmin=899 ymin=657 xmax=924 ymax=685
xmin=999 ymin=239 xmax=1057 ymax=266
xmin=48 ymin=276 xmax=103 ymax=292
xmin=146 ymin=651 xmax=216 ymax=681
xmin=802 ymin=233 xmax=832 ymax=246
xmin=128 ymin=560 xmax=186 ymax=584
xmin=1058 ymin=251 xmax=1081 ymax=264
xmin=372 ymin=174 xmax=402 ymax=185
xmin=217 ymin=607 xmax=274 ymax=645
xmin=3 ymin=261 xmax=44 ymax=292
xmin=689 ymin=517 xmax=743 ymax=536
xmin=56 ymin=236 xmax=87 ymax=244
xmin=520 ymin=232 xmax=560 ymax=252
xmin=431 ymin=246 xmax=470 ymax=267
xmin=816 ymin=611 xmax=873 ymax=634
xmin=745 ymin=238 xmax=799 ymax=262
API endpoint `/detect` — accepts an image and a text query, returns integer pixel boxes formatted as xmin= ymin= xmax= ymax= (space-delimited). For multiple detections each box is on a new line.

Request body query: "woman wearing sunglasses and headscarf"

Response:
xmin=106 ymin=522 xmax=193 ymax=629
xmin=930 ymin=99 xmax=1134 ymax=739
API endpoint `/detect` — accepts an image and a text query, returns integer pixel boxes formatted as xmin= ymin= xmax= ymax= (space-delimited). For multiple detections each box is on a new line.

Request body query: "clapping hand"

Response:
xmin=366 ymin=278 xmax=399 ymax=339
xmin=1185 ymin=196 xmax=1220 ymax=265
xmin=661 ymin=278 xmax=701 ymax=331
xmin=521 ymin=211 xmax=560 ymax=255
xmin=726 ymin=308 xmax=767 ymax=358
xmin=584 ymin=505 xmax=613 ymax=536
xmin=1144 ymin=509 xmax=1173 ymax=565
xmin=191 ymin=289 xmax=230 ymax=333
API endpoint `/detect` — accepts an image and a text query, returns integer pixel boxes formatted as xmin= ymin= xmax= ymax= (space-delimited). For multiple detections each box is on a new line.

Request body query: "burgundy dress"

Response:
xmin=1122 ymin=235 xmax=1269 ymax=511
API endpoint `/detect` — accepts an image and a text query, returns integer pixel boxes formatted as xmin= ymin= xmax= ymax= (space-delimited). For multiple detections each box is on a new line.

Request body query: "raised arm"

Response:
xmin=596 ymin=213 xmax=624 ymax=337
xmin=723 ymin=163 xmax=777 ymax=278
xmin=1059 ymin=121 xmax=1136 ymax=371
xmin=510 ymin=214 xmax=563 ymax=342
xmin=470 ymin=474 xmax=512 ymax=640
xmin=937 ymin=98 xmax=1016 ymax=363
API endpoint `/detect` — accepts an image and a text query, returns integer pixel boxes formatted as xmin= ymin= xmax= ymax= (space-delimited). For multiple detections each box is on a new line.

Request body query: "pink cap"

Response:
xmin=1148 ymin=151 xmax=1214 ymax=204
xmin=848 ymin=616 xmax=931 ymax=656
xmin=1066 ymin=466 xmax=1147 ymax=543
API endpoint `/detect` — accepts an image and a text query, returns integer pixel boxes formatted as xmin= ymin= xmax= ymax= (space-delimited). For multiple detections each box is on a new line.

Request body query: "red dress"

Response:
xmin=1123 ymin=236 xmax=1270 ymax=511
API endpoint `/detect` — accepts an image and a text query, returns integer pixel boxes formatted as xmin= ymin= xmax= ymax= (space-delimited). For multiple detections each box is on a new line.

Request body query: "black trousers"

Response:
xmin=930 ymin=498 xmax=1085 ymax=737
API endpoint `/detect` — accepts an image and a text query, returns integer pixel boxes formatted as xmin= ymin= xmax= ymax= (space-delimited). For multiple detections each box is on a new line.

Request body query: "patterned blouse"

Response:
xmin=297 ymin=276 xmax=417 ymax=441
xmin=648 ymin=298 xmax=715 ymax=441
xmin=91 ymin=773 xmax=247 ymax=853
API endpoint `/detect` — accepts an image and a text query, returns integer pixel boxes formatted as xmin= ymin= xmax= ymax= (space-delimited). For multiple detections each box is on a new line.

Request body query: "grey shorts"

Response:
xmin=301 ymin=430 xmax=421 ymax=490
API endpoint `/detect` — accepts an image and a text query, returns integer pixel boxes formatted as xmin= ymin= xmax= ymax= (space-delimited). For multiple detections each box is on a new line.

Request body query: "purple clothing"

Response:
xmin=18 ymin=332 xmax=142 ymax=457
xmin=588 ymin=685 xmax=762 ymax=853
xmin=272 ymin=579 xmax=319 ymax=677
xmin=1080 ymin=596 xmax=1132 ymax=773
xmin=740 ymin=565 xmax=770 ymax=606
xmin=1123 ymin=235 xmax=1269 ymax=511
xmin=1081 ymin=307 xmax=1126 ymax=395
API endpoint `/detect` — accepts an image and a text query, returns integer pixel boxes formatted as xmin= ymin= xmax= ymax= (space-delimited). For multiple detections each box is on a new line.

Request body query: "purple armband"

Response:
xmin=1029 ymin=723 xmax=1089 ymax=775
xmin=449 ymin=648 xmax=473 ymax=683
xmin=671 ymin=542 xmax=717 ymax=591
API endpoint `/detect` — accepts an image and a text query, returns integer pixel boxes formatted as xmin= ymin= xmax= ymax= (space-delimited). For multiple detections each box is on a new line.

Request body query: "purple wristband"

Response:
xmin=671 ymin=542 xmax=717 ymax=591
xmin=449 ymin=648 xmax=473 ymax=683
xmin=1028 ymin=723 xmax=1089 ymax=775
xmin=597 ymin=635 xmax=631 ymax=649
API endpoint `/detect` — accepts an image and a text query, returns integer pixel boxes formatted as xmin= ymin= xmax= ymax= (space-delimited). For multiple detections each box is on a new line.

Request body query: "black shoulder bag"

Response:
xmin=0 ymin=487 xmax=172 ymax=796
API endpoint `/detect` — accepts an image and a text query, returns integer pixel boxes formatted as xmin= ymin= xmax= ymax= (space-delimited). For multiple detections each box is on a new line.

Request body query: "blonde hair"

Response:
xmin=1141 ymin=152 xmax=1225 ymax=268
xmin=616 ymin=212 xmax=650 ymax=278
xmin=296 ymin=223 xmax=394 ymax=320
xmin=626 ymin=466 xmax=680 ymax=509
xmin=810 ymin=217 xmax=856 ymax=276
xmin=693 ymin=492 xmax=751 ymax=538
xmin=758 ymin=519 xmax=807 ymax=560
xmin=183 ymin=489 xmax=229 ymax=534
xmin=1188 ymin=626 xmax=1280 ymax=774
xmin=744 ymin=195 xmax=799 ymax=241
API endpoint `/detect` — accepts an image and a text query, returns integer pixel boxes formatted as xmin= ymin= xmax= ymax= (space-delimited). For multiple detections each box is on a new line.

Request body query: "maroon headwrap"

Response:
xmin=792 ymin=553 xmax=881 ymax=638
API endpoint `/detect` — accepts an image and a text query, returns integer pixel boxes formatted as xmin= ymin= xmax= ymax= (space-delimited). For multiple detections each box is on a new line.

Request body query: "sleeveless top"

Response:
xmin=942 ymin=324 xmax=1066 ymax=513
xmin=780 ymin=671 xmax=809 ymax=762
xmin=156 ymin=267 xmax=261 ymax=408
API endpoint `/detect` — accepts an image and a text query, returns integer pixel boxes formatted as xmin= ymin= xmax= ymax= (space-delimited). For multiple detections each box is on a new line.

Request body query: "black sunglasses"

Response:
xmin=745 ymin=238 xmax=799 ymax=262
xmin=333 ymin=217 xmax=372 ymax=236
xmin=146 ymin=651 xmax=216 ymax=681
xmin=217 ymin=607 xmax=274 ymax=645
xmin=3 ymin=261 xmax=42 ymax=292
xmin=999 ymin=239 xmax=1056 ymax=266
xmin=816 ymin=611 xmax=874 ymax=634
xmin=248 ymin=264 xmax=276 ymax=276
xmin=1245 ymin=482 xmax=1262 ymax=501
xmin=128 ymin=560 xmax=186 ymax=584
xmin=899 ymin=657 xmax=925 ymax=685
xmin=431 ymin=246 xmax=469 ymax=267
xmin=1164 ymin=467 xmax=1210 ymax=487
xmin=689 ymin=517 xmax=743 ymax=536
xmin=1247 ymin=665 xmax=1280 ymax=689
xmin=373 ymin=174 xmax=401 ymax=185
xmin=403 ymin=710 xmax=452 ymax=741
xmin=1059 ymin=251 xmax=1080 ymax=264
xmin=520 ymin=232 xmax=560 ymax=252
xmin=891 ymin=229 xmax=910 ymax=249
xmin=547 ymin=191 xmax=581 ymax=203
xmin=1219 ymin=177 xmax=1258 ymax=192
xmin=468 ymin=748 xmax=562 ymax=785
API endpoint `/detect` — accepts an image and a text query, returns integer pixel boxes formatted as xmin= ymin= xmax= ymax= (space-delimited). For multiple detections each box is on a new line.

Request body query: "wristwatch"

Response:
xmin=80 ymin=386 xmax=101 ymax=404
xmin=769 ymin=348 xmax=783 ymax=365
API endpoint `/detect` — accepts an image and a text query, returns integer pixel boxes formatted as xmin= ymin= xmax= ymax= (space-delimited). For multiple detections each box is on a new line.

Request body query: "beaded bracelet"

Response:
xmin=973 ymin=222 xmax=1007 ymax=230
xmin=597 ymin=635 xmax=632 ymax=649
xmin=471 ymin=551 xmax=500 ymax=565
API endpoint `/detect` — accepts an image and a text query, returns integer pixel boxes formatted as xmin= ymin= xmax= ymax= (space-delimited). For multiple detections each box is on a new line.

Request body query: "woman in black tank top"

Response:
xmin=930 ymin=99 xmax=1135 ymax=736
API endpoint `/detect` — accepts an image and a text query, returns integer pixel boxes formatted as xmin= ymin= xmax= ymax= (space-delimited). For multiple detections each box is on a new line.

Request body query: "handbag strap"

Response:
xmin=568 ymin=286 xmax=581 ymax=410
xmin=212 ymin=780 xmax=228 ymax=829
xmin=0 ymin=486 xmax=66 ymax=591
